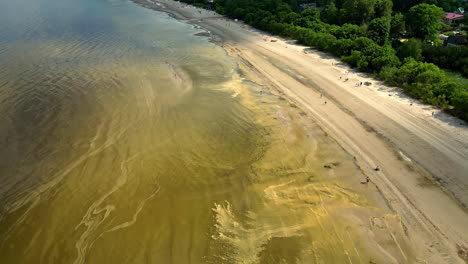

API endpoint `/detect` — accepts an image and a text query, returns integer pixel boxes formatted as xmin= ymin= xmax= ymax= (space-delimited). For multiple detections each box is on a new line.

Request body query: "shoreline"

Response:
xmin=133 ymin=0 xmax=468 ymax=262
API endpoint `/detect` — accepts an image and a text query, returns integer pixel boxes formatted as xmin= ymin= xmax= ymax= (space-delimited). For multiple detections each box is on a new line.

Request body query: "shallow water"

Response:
xmin=0 ymin=0 xmax=412 ymax=263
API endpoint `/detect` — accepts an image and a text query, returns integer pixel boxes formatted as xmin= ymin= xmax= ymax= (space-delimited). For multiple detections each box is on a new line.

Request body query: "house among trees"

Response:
xmin=299 ymin=3 xmax=323 ymax=12
xmin=445 ymin=34 xmax=468 ymax=46
xmin=444 ymin=12 xmax=464 ymax=26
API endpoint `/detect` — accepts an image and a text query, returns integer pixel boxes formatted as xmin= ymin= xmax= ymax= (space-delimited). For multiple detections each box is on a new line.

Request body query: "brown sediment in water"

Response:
xmin=165 ymin=62 xmax=193 ymax=96
xmin=219 ymin=68 xmax=414 ymax=264
xmin=0 ymin=47 xmax=412 ymax=264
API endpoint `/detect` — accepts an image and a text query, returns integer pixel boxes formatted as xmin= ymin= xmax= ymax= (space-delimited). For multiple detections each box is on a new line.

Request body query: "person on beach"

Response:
xmin=361 ymin=176 xmax=370 ymax=184
xmin=324 ymin=101 xmax=327 ymax=105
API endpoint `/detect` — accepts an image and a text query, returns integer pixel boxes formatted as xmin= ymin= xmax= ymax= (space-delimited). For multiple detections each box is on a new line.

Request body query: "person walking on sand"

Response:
xmin=361 ymin=176 xmax=370 ymax=184
xmin=324 ymin=101 xmax=327 ymax=105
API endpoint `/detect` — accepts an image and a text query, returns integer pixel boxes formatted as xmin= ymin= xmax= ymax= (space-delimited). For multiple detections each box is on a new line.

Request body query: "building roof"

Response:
xmin=445 ymin=13 xmax=464 ymax=20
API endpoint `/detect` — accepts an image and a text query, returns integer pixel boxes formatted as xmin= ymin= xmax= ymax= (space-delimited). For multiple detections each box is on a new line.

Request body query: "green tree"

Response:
xmin=406 ymin=4 xmax=445 ymax=40
xmin=341 ymin=0 xmax=375 ymax=25
xmin=321 ymin=3 xmax=339 ymax=24
xmin=371 ymin=45 xmax=400 ymax=71
xmin=422 ymin=45 xmax=468 ymax=78
xmin=351 ymin=37 xmax=377 ymax=51
xmin=244 ymin=12 xmax=256 ymax=24
xmin=335 ymin=0 xmax=347 ymax=9
xmin=342 ymin=37 xmax=399 ymax=72
xmin=314 ymin=33 xmax=338 ymax=52
xmin=342 ymin=50 xmax=369 ymax=70
xmin=397 ymin=38 xmax=424 ymax=61
xmin=282 ymin=12 xmax=300 ymax=24
xmin=423 ymin=0 xmax=438 ymax=5
xmin=332 ymin=38 xmax=354 ymax=56
xmin=233 ymin=8 xmax=246 ymax=19
xmin=300 ymin=8 xmax=320 ymax=20
xmin=293 ymin=8 xmax=320 ymax=27
xmin=437 ymin=0 xmax=464 ymax=12
xmin=332 ymin=23 xmax=364 ymax=39
xmin=390 ymin=13 xmax=406 ymax=39
xmin=388 ymin=59 xmax=445 ymax=98
xmin=224 ymin=0 xmax=239 ymax=16
xmin=392 ymin=0 xmax=420 ymax=12
xmin=451 ymin=90 xmax=468 ymax=120
xmin=375 ymin=0 xmax=393 ymax=18
xmin=463 ymin=14 xmax=468 ymax=25
xmin=276 ymin=2 xmax=292 ymax=13
xmin=317 ymin=0 xmax=334 ymax=7
xmin=367 ymin=17 xmax=391 ymax=45
xmin=285 ymin=0 xmax=299 ymax=11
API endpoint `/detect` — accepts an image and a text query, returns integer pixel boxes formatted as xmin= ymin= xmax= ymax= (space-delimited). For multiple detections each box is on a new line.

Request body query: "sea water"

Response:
xmin=0 ymin=0 xmax=410 ymax=263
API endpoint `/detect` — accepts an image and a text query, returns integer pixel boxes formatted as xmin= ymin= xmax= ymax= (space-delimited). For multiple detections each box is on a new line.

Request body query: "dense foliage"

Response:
xmin=407 ymin=4 xmax=445 ymax=40
xmin=181 ymin=0 xmax=468 ymax=121
xmin=422 ymin=45 xmax=468 ymax=77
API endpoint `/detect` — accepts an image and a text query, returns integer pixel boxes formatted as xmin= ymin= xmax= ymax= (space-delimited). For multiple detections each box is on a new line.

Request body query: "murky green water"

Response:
xmin=0 ymin=0 xmax=413 ymax=263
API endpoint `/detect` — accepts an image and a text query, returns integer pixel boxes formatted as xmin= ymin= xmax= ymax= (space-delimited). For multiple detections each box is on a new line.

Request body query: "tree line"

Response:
xmin=181 ymin=0 xmax=468 ymax=121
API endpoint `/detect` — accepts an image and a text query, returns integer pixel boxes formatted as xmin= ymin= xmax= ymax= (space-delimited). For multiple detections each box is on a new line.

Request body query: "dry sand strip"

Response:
xmin=133 ymin=0 xmax=468 ymax=262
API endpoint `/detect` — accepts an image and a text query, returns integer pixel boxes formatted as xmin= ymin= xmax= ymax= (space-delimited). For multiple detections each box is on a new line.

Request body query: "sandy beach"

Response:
xmin=133 ymin=0 xmax=468 ymax=262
